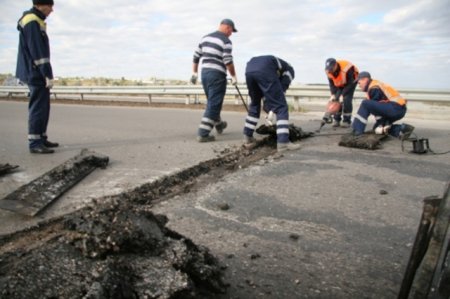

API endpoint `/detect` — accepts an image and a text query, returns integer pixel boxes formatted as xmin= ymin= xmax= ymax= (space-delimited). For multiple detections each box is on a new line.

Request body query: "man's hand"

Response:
xmin=329 ymin=95 xmax=336 ymax=102
xmin=339 ymin=95 xmax=344 ymax=102
xmin=374 ymin=125 xmax=391 ymax=135
xmin=265 ymin=110 xmax=276 ymax=126
xmin=45 ymin=77 xmax=54 ymax=89
xmin=190 ymin=73 xmax=198 ymax=84
xmin=231 ymin=76 xmax=238 ymax=86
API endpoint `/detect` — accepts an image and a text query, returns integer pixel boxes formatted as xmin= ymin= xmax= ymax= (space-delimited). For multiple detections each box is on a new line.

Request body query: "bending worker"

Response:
xmin=352 ymin=71 xmax=414 ymax=140
xmin=191 ymin=18 xmax=238 ymax=142
xmin=16 ymin=0 xmax=58 ymax=154
xmin=324 ymin=58 xmax=359 ymax=128
xmin=243 ymin=55 xmax=300 ymax=152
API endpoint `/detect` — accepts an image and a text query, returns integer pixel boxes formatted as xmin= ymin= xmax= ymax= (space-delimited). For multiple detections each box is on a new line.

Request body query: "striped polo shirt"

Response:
xmin=193 ymin=31 xmax=233 ymax=74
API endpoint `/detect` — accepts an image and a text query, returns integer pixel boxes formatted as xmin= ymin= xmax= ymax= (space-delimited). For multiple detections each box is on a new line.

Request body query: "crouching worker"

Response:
xmin=352 ymin=71 xmax=414 ymax=140
xmin=243 ymin=55 xmax=300 ymax=152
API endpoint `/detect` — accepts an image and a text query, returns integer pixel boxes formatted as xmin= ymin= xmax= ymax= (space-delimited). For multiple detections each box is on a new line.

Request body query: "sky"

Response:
xmin=0 ymin=0 xmax=449 ymax=89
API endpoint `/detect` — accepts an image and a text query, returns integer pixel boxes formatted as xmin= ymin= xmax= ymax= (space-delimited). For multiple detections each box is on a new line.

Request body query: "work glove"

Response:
xmin=339 ymin=95 xmax=344 ymax=102
xmin=374 ymin=125 xmax=391 ymax=135
xmin=45 ymin=77 xmax=54 ymax=89
xmin=190 ymin=73 xmax=198 ymax=84
xmin=265 ymin=110 xmax=276 ymax=126
xmin=231 ymin=76 xmax=238 ymax=86
xmin=329 ymin=95 xmax=336 ymax=102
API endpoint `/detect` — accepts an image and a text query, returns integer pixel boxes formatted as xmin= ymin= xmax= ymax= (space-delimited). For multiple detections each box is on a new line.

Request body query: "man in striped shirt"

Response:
xmin=191 ymin=19 xmax=238 ymax=142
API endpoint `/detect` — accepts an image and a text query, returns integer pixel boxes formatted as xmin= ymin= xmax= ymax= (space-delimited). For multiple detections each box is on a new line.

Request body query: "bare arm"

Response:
xmin=226 ymin=63 xmax=236 ymax=77
xmin=192 ymin=63 xmax=199 ymax=74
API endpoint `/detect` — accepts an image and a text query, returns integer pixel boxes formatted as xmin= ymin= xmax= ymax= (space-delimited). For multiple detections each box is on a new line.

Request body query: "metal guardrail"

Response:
xmin=1 ymin=85 xmax=449 ymax=110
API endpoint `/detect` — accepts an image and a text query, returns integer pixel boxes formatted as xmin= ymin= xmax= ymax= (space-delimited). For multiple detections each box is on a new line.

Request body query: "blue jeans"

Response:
xmin=28 ymin=84 xmax=51 ymax=148
xmin=198 ymin=70 xmax=227 ymax=137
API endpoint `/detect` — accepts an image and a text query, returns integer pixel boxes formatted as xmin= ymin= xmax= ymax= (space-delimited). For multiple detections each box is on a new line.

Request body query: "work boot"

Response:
xmin=44 ymin=140 xmax=59 ymax=148
xmin=332 ymin=120 xmax=340 ymax=128
xmin=341 ymin=121 xmax=351 ymax=128
xmin=277 ymin=142 xmax=301 ymax=153
xmin=243 ymin=135 xmax=256 ymax=149
xmin=30 ymin=145 xmax=54 ymax=154
xmin=215 ymin=121 xmax=227 ymax=134
xmin=197 ymin=135 xmax=215 ymax=143
xmin=399 ymin=123 xmax=414 ymax=140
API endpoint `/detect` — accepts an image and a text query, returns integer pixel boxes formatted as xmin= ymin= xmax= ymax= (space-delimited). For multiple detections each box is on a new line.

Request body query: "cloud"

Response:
xmin=0 ymin=0 xmax=449 ymax=89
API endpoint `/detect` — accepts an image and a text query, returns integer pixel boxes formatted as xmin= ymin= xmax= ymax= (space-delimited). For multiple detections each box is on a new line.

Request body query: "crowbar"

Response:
xmin=234 ymin=85 xmax=249 ymax=112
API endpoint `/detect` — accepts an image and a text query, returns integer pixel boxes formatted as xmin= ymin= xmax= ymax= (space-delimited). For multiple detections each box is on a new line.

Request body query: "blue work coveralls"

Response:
xmin=244 ymin=55 xmax=295 ymax=144
xmin=352 ymin=83 xmax=407 ymax=137
xmin=16 ymin=8 xmax=54 ymax=149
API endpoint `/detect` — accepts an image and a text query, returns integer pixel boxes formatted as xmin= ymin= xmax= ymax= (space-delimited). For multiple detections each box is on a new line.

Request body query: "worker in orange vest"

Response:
xmin=352 ymin=71 xmax=414 ymax=140
xmin=325 ymin=58 xmax=359 ymax=128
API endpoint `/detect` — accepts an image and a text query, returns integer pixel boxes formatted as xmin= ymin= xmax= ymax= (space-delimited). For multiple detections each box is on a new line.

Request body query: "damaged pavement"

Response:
xmin=1 ymin=101 xmax=450 ymax=298
xmin=0 ymin=199 xmax=227 ymax=298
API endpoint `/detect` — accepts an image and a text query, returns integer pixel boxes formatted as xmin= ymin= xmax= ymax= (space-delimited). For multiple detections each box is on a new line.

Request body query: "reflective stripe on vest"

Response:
xmin=326 ymin=60 xmax=359 ymax=87
xmin=368 ymin=80 xmax=407 ymax=106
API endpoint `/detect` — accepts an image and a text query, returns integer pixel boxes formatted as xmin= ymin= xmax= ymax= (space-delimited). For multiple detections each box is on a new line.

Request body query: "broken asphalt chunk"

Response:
xmin=0 ymin=149 xmax=109 ymax=216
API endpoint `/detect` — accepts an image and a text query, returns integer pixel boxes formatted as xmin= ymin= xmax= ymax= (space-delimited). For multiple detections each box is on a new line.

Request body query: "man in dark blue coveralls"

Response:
xmin=352 ymin=71 xmax=414 ymax=139
xmin=16 ymin=0 xmax=58 ymax=154
xmin=243 ymin=55 xmax=300 ymax=152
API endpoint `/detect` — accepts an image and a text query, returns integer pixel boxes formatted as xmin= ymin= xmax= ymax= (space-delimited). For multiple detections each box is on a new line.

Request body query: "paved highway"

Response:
xmin=0 ymin=99 xmax=449 ymax=297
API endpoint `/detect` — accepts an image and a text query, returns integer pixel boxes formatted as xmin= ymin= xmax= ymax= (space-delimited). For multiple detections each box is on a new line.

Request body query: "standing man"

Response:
xmin=16 ymin=0 xmax=58 ymax=154
xmin=352 ymin=71 xmax=414 ymax=139
xmin=191 ymin=19 xmax=238 ymax=142
xmin=243 ymin=55 xmax=300 ymax=152
xmin=324 ymin=58 xmax=359 ymax=128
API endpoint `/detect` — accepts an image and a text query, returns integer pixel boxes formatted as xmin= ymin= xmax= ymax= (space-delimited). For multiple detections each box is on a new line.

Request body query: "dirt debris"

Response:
xmin=0 ymin=164 xmax=19 ymax=177
xmin=0 ymin=198 xmax=228 ymax=299
xmin=0 ymin=133 xmax=285 ymax=299
xmin=339 ymin=132 xmax=388 ymax=150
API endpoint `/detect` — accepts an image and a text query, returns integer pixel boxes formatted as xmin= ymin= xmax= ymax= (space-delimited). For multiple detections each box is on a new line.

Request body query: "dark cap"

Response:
xmin=221 ymin=18 xmax=237 ymax=32
xmin=355 ymin=71 xmax=371 ymax=83
xmin=33 ymin=0 xmax=54 ymax=5
xmin=325 ymin=58 xmax=337 ymax=71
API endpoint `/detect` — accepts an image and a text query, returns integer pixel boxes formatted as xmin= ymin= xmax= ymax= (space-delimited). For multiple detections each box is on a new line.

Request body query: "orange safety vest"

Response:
xmin=326 ymin=60 xmax=359 ymax=87
xmin=368 ymin=80 xmax=407 ymax=106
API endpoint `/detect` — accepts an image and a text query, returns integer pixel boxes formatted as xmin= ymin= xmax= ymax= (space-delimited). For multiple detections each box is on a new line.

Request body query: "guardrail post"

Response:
xmin=148 ymin=94 xmax=152 ymax=104
xmin=235 ymin=95 xmax=239 ymax=105
xmin=293 ymin=96 xmax=300 ymax=111
xmin=80 ymin=93 xmax=84 ymax=101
